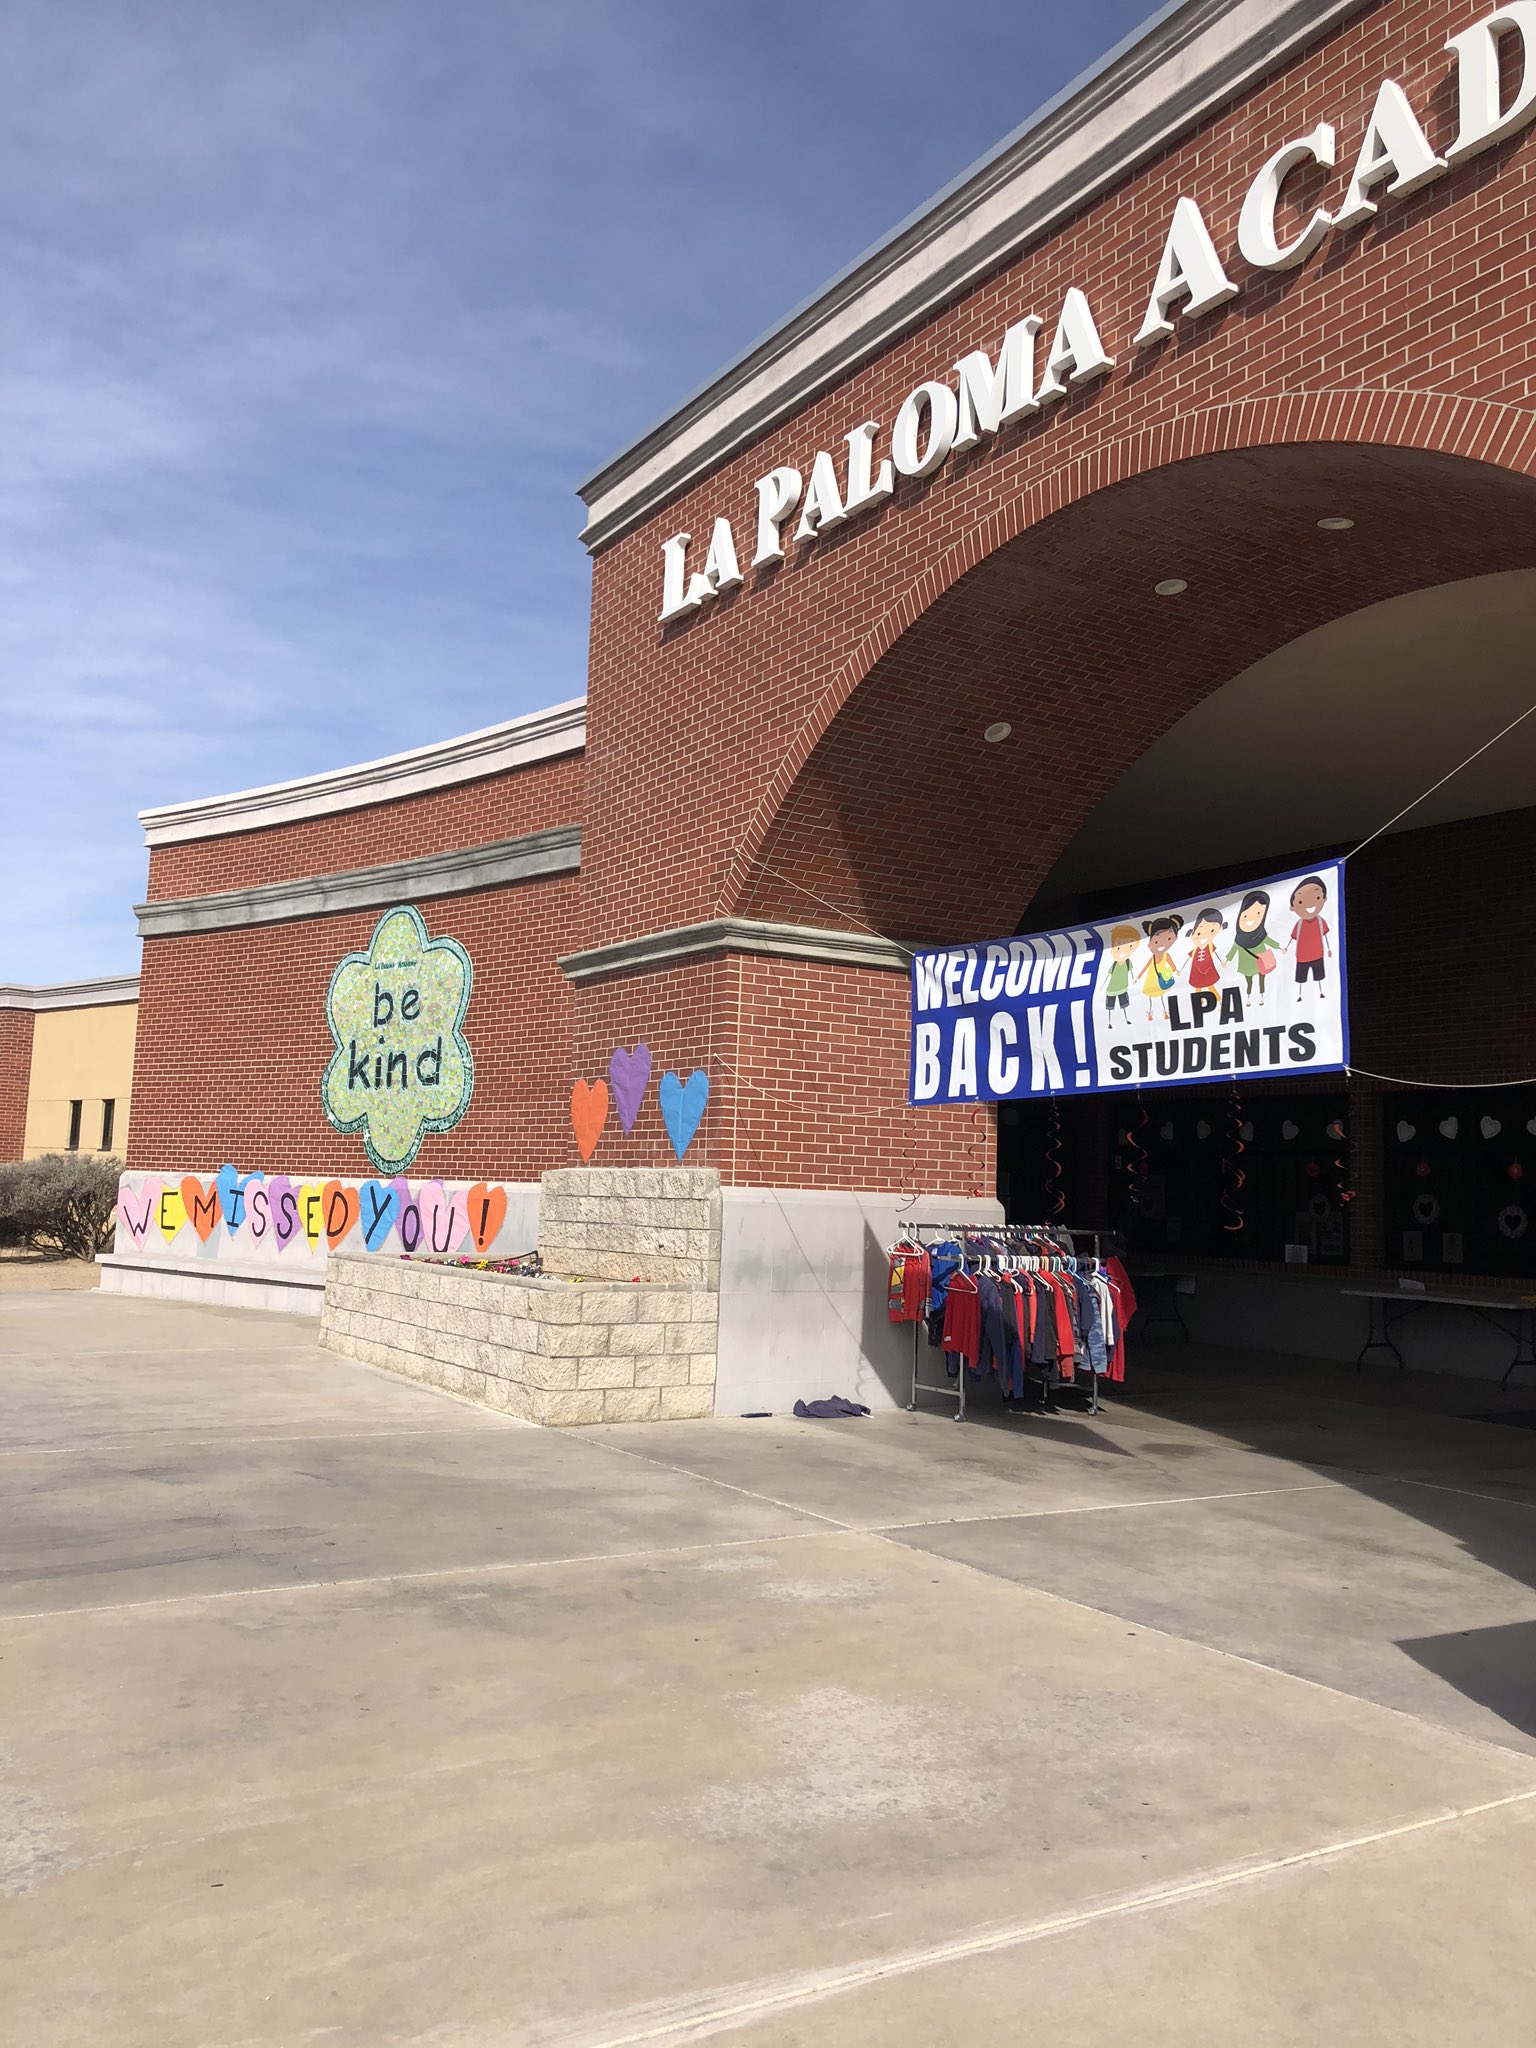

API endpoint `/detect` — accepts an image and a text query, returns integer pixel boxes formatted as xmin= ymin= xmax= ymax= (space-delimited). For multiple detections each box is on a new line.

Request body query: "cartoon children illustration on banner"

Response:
xmin=908 ymin=860 xmax=1349 ymax=1104
xmin=1226 ymin=889 xmax=1280 ymax=1004
xmin=1288 ymin=874 xmax=1333 ymax=999
xmin=1139 ymin=914 xmax=1182 ymax=1023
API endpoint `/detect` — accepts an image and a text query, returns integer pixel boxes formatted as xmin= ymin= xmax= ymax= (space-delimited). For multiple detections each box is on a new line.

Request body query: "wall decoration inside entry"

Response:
xmin=322 ymin=904 xmax=474 ymax=1173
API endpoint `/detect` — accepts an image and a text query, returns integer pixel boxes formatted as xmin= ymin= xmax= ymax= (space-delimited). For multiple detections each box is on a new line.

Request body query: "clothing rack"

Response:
xmin=903 ymin=1222 xmax=1113 ymax=1421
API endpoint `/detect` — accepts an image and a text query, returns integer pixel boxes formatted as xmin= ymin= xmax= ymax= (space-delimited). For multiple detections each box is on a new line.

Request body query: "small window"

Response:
xmin=100 ymin=1099 xmax=116 ymax=1152
xmin=67 ymin=1100 xmax=82 ymax=1151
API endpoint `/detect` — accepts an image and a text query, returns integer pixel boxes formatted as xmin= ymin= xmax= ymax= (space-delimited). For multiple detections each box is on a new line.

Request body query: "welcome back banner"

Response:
xmin=910 ymin=863 xmax=1348 ymax=1104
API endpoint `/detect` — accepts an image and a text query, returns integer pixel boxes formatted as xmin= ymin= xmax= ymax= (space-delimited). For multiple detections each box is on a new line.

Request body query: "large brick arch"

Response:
xmin=722 ymin=396 xmax=1536 ymax=943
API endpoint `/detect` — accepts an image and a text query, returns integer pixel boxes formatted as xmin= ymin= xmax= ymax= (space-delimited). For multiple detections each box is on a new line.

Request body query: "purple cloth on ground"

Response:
xmin=793 ymin=1397 xmax=871 ymax=1418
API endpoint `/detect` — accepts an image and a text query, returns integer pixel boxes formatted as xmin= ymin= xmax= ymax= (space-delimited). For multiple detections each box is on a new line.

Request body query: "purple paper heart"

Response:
xmin=608 ymin=1043 xmax=652 ymax=1134
xmin=266 ymin=1174 xmax=299 ymax=1251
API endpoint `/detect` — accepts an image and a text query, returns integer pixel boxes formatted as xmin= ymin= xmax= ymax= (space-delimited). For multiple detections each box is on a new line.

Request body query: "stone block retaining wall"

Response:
xmin=320 ymin=1256 xmax=717 ymax=1423
xmin=538 ymin=1166 xmax=720 ymax=1283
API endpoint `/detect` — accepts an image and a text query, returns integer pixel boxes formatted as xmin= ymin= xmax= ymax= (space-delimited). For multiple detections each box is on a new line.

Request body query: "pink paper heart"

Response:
xmin=116 ymin=1178 xmax=161 ymax=1247
xmin=416 ymin=1180 xmax=467 ymax=1256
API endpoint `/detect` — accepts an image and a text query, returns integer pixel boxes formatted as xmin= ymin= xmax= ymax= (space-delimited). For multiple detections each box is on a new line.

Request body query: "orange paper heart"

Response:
xmin=179 ymin=1175 xmax=221 ymax=1243
xmin=322 ymin=1180 xmax=361 ymax=1249
xmin=570 ymin=1080 xmax=610 ymax=1163
xmin=466 ymin=1181 xmax=508 ymax=1252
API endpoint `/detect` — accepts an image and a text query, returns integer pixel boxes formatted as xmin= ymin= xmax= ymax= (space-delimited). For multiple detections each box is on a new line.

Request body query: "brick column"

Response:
xmin=0 ymin=1006 xmax=35 ymax=1162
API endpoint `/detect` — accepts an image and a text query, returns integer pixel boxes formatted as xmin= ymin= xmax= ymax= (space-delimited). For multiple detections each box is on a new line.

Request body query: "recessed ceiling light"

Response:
xmin=1153 ymin=578 xmax=1187 ymax=596
xmin=983 ymin=721 xmax=1012 ymax=744
xmin=1317 ymin=516 xmax=1355 ymax=531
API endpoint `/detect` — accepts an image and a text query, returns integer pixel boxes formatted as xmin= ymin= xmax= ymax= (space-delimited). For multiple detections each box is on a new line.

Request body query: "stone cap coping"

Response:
xmin=1 ymin=975 xmax=140 ymax=1011
xmin=136 ymin=826 xmax=579 ymax=937
xmin=557 ymin=917 xmax=910 ymax=983
xmin=139 ymin=697 xmax=587 ymax=846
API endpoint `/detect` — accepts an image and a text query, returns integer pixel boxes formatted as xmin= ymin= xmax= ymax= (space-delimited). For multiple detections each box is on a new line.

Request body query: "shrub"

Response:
xmin=0 ymin=1154 xmax=122 ymax=1260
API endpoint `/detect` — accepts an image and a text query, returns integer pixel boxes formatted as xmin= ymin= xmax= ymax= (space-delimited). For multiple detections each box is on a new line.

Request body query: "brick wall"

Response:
xmin=146 ymin=753 xmax=584 ymax=901
xmin=582 ymin=0 xmax=1536 ymax=957
xmin=0 ymin=1007 xmax=35 ymax=1163
xmin=125 ymin=874 xmax=579 ymax=1177
xmin=123 ymin=0 xmax=1536 ymax=1211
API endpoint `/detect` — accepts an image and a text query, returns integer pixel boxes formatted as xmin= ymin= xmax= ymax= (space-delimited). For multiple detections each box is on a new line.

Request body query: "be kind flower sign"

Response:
xmin=322 ymin=905 xmax=473 ymax=1173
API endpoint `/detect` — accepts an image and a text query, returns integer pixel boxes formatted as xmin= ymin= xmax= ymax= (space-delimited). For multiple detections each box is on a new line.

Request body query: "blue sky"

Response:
xmin=0 ymin=0 xmax=1148 ymax=982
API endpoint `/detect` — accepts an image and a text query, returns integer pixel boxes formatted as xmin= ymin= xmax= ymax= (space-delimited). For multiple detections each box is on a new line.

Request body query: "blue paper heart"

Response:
xmin=359 ymin=1179 xmax=400 ymax=1251
xmin=658 ymin=1068 xmax=709 ymax=1160
xmin=214 ymin=1163 xmax=262 ymax=1232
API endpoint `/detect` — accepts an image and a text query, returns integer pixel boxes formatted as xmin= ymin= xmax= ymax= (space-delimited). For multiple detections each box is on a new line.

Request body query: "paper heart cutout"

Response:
xmin=1326 ymin=1120 xmax=1345 ymax=1142
xmin=659 ymin=1069 xmax=709 ymax=1161
xmin=179 ymin=1175 xmax=222 ymax=1243
xmin=296 ymin=1182 xmax=327 ymax=1249
xmin=571 ymin=1079 xmax=610 ymax=1163
xmin=1281 ymin=1120 xmax=1299 ymax=1141
xmin=1528 ymin=1118 xmax=1536 ymax=1137
xmin=246 ymin=1182 xmax=273 ymax=1242
xmin=466 ymin=1181 xmax=508 ymax=1253
xmin=1482 ymin=1116 xmax=1502 ymax=1141
xmin=608 ymin=1043 xmax=652 ymax=1134
xmin=1239 ymin=1121 xmax=1255 ymax=1142
xmin=267 ymin=1176 xmax=300 ymax=1251
xmin=322 ymin=1179 xmax=361 ymax=1249
xmin=1396 ymin=1121 xmax=1415 ymax=1143
xmin=1439 ymin=1117 xmax=1459 ymax=1140
xmin=417 ymin=1180 xmax=467 ymax=1255
xmin=359 ymin=1179 xmax=399 ymax=1252
xmin=157 ymin=1185 xmax=188 ymax=1243
xmin=392 ymin=1177 xmax=424 ymax=1254
xmin=1160 ymin=1122 xmax=1175 ymax=1141
xmin=116 ymin=1178 xmax=161 ymax=1247
xmin=214 ymin=1163 xmax=262 ymax=1233
xmin=1195 ymin=1120 xmax=1211 ymax=1139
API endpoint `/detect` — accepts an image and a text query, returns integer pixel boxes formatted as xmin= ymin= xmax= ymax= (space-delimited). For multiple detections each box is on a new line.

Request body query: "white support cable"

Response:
xmin=1343 ymin=698 xmax=1536 ymax=862
xmin=1347 ymin=1065 xmax=1536 ymax=1090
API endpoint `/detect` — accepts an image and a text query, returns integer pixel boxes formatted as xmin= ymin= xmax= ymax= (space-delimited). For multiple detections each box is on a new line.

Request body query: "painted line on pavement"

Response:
xmin=0 ymin=1425 xmax=514 ymax=1457
xmin=563 ymin=1787 xmax=1536 ymax=2047
xmin=872 ymin=1480 xmax=1342 ymax=1531
xmin=0 ymin=1526 xmax=847 ymax=1624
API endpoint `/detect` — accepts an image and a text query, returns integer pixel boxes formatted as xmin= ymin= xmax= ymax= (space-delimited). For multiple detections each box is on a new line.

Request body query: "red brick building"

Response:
xmin=112 ymin=0 xmax=1536 ymax=1392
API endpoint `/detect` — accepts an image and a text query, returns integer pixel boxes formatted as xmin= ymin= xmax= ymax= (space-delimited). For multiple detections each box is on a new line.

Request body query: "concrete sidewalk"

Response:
xmin=2 ymin=1289 xmax=1534 ymax=2045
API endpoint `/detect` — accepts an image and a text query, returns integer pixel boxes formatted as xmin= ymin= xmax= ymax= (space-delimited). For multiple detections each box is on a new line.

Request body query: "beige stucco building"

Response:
xmin=0 ymin=978 xmax=139 ymax=1162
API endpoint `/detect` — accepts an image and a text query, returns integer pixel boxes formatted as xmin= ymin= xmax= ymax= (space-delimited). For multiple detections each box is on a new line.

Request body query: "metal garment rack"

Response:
xmin=904 ymin=1222 xmax=1112 ymax=1420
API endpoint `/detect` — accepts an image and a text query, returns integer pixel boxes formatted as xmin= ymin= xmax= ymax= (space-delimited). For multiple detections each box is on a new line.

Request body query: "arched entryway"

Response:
xmin=702 ymin=432 xmax=1536 ymax=1238
xmin=726 ymin=433 xmax=1536 ymax=946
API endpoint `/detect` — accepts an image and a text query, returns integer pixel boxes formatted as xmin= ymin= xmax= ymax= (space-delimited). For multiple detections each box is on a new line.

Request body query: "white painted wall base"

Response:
xmin=713 ymin=1188 xmax=1003 ymax=1415
xmin=99 ymin=1252 xmax=326 ymax=1314
xmin=105 ymin=1173 xmax=541 ymax=1310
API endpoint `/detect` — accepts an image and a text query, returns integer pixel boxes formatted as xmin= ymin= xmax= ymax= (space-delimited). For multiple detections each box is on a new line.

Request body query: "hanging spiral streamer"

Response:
xmin=1220 ymin=1083 xmax=1247 ymax=1234
xmin=1326 ymin=1112 xmax=1355 ymax=1206
xmin=1124 ymin=1092 xmax=1150 ymax=1208
xmin=896 ymin=1105 xmax=922 ymax=1212
xmin=1043 ymin=1098 xmax=1066 ymax=1217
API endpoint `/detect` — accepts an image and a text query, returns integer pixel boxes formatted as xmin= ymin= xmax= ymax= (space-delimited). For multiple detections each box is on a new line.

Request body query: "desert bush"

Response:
xmin=0 ymin=1154 xmax=122 ymax=1259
